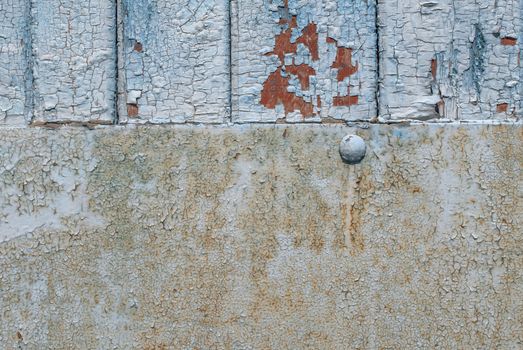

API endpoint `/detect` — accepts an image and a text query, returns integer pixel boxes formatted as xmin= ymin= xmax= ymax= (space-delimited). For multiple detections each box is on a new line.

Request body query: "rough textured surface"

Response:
xmin=3 ymin=0 xmax=523 ymax=125
xmin=0 ymin=124 xmax=521 ymax=348
xmin=120 ymin=0 xmax=230 ymax=124
xmin=0 ymin=0 xmax=30 ymax=125
xmin=31 ymin=0 xmax=116 ymax=124
xmin=232 ymin=0 xmax=377 ymax=122
xmin=378 ymin=0 xmax=522 ymax=121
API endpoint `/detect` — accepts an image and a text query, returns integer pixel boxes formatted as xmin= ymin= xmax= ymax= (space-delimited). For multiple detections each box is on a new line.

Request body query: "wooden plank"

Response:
xmin=378 ymin=0 xmax=522 ymax=121
xmin=0 ymin=0 xmax=30 ymax=125
xmin=232 ymin=0 xmax=377 ymax=122
xmin=31 ymin=0 xmax=116 ymax=124
xmin=120 ymin=0 xmax=230 ymax=124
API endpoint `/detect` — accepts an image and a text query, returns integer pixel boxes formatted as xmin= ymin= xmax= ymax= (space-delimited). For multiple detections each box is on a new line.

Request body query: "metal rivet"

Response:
xmin=339 ymin=134 xmax=366 ymax=164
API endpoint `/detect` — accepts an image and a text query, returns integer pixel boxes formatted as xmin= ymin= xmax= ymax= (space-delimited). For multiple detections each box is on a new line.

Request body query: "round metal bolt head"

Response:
xmin=339 ymin=134 xmax=366 ymax=164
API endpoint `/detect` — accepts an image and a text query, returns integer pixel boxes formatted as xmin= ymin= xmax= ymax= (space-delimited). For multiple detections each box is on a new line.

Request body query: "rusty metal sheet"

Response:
xmin=0 ymin=124 xmax=521 ymax=348
xmin=0 ymin=0 xmax=30 ymax=125
xmin=30 ymin=0 xmax=117 ymax=124
xmin=120 ymin=0 xmax=230 ymax=124
xmin=232 ymin=0 xmax=377 ymax=123
xmin=378 ymin=0 xmax=522 ymax=121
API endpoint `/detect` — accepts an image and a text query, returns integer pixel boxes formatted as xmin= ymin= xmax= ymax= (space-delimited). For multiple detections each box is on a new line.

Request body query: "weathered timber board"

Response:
xmin=378 ymin=0 xmax=522 ymax=121
xmin=0 ymin=0 xmax=30 ymax=125
xmin=232 ymin=0 xmax=378 ymax=122
xmin=30 ymin=0 xmax=117 ymax=124
xmin=120 ymin=0 xmax=230 ymax=124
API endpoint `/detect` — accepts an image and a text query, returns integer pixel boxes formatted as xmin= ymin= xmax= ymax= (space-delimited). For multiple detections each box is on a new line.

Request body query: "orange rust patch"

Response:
xmin=348 ymin=204 xmax=365 ymax=253
xmin=331 ymin=47 xmax=358 ymax=81
xmin=266 ymin=25 xmax=297 ymax=63
xmin=261 ymin=68 xmax=314 ymax=116
xmin=262 ymin=13 xmax=320 ymax=117
xmin=296 ymin=23 xmax=319 ymax=61
xmin=501 ymin=37 xmax=517 ymax=46
xmin=267 ymin=19 xmax=319 ymax=64
xmin=333 ymin=93 xmax=359 ymax=107
xmin=134 ymin=42 xmax=143 ymax=52
xmin=285 ymin=64 xmax=316 ymax=89
xmin=431 ymin=58 xmax=437 ymax=80
xmin=127 ymin=103 xmax=139 ymax=117
xmin=496 ymin=103 xmax=509 ymax=113
xmin=316 ymin=95 xmax=321 ymax=108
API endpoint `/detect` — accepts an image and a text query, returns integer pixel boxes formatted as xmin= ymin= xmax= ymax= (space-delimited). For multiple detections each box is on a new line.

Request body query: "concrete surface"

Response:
xmin=0 ymin=124 xmax=521 ymax=349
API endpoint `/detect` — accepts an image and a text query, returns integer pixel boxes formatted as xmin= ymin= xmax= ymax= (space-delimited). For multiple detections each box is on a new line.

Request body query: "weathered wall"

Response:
xmin=0 ymin=125 xmax=521 ymax=348
xmin=1 ymin=0 xmax=521 ymax=124
xmin=0 ymin=1 xmax=522 ymax=348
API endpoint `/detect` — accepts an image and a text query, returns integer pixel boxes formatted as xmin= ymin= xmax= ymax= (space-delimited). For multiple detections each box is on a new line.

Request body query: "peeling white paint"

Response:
xmin=232 ymin=0 xmax=377 ymax=122
xmin=378 ymin=0 xmax=522 ymax=121
xmin=30 ymin=0 xmax=117 ymax=124
xmin=120 ymin=0 xmax=230 ymax=124
xmin=0 ymin=133 xmax=107 ymax=242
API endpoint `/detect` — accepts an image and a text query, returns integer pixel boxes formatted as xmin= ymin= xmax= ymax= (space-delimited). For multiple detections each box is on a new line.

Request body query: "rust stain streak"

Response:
xmin=341 ymin=169 xmax=365 ymax=255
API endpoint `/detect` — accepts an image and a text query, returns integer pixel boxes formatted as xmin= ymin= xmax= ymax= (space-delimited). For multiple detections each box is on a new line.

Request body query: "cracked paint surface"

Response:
xmin=0 ymin=125 xmax=521 ymax=348
xmin=232 ymin=0 xmax=377 ymax=122
xmin=30 ymin=0 xmax=117 ymax=124
xmin=378 ymin=0 xmax=522 ymax=121
xmin=0 ymin=0 xmax=30 ymax=125
xmin=121 ymin=0 xmax=230 ymax=124
xmin=2 ymin=0 xmax=523 ymax=124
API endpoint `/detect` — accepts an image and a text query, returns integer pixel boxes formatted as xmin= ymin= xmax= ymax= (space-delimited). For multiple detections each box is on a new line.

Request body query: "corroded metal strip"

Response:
xmin=30 ymin=0 xmax=117 ymax=124
xmin=120 ymin=0 xmax=230 ymax=124
xmin=0 ymin=125 xmax=521 ymax=348
xmin=0 ymin=0 xmax=31 ymax=125
xmin=378 ymin=0 xmax=522 ymax=121
xmin=232 ymin=0 xmax=377 ymax=122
